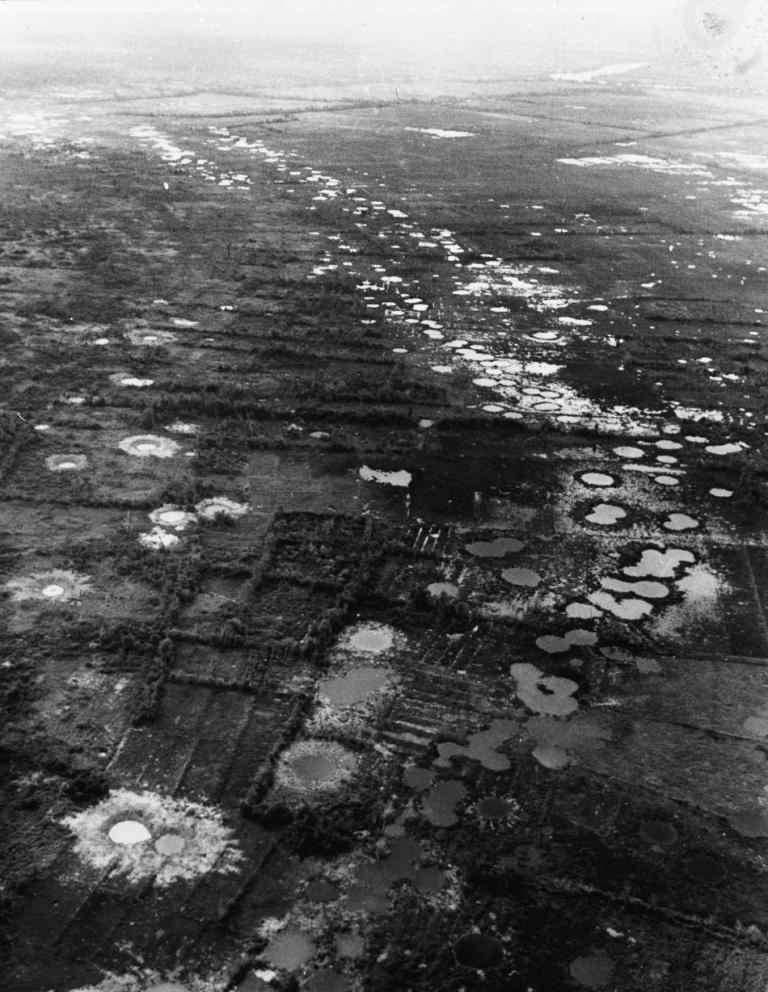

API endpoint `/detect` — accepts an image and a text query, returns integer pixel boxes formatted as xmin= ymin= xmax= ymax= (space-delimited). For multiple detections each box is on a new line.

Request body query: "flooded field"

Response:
xmin=3 ymin=8 xmax=768 ymax=989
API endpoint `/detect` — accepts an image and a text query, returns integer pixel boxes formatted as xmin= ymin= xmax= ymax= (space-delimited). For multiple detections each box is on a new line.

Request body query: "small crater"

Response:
xmin=465 ymin=537 xmax=525 ymax=558
xmin=306 ymin=969 xmax=350 ymax=992
xmin=585 ymin=503 xmax=626 ymax=526
xmin=46 ymin=453 xmax=88 ymax=473
xmin=706 ymin=442 xmax=743 ymax=455
xmin=154 ymin=833 xmax=185 ymax=856
xmin=275 ymin=740 xmax=358 ymax=795
xmin=195 ymin=496 xmax=249 ymax=520
xmin=110 ymin=372 xmax=154 ymax=388
xmin=600 ymin=646 xmax=635 ymax=663
xmin=149 ymin=505 xmax=196 ymax=531
xmin=359 ymin=465 xmax=412 ymax=487
xmin=167 ymin=421 xmax=199 ymax=435
xmin=569 ymin=952 xmax=615 ymax=989
xmin=109 ymin=820 xmax=152 ymax=845
xmin=476 ymin=796 xmax=516 ymax=820
xmin=535 ymin=635 xmax=571 ymax=654
xmin=341 ymin=622 xmax=396 ymax=655
xmin=139 ymin=528 xmax=180 ymax=550
xmin=127 ymin=327 xmax=176 ymax=347
xmin=262 ymin=928 xmax=316 ymax=971
xmin=532 ymin=742 xmax=571 ymax=769
xmin=426 ymin=581 xmax=459 ymax=599
xmin=683 ymin=853 xmax=726 ymax=885
xmin=663 ymin=513 xmax=699 ymax=531
xmin=118 ymin=434 xmax=180 ymax=458
xmin=336 ymin=931 xmax=364 ymax=959
xmin=579 ymin=472 xmax=616 ymax=488
xmin=4 ymin=569 xmax=92 ymax=603
xmin=453 ymin=932 xmax=504 ymax=970
xmin=317 ymin=666 xmax=391 ymax=707
xmin=639 ymin=820 xmax=678 ymax=846
xmin=501 ymin=567 xmax=541 ymax=588
xmin=305 ymin=879 xmax=340 ymax=903
xmin=421 ymin=779 xmax=467 ymax=827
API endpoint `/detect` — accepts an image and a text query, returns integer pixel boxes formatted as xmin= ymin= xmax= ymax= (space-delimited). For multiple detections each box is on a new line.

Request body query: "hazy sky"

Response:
xmin=0 ymin=0 xmax=678 ymax=49
xmin=0 ymin=0 xmax=765 ymax=93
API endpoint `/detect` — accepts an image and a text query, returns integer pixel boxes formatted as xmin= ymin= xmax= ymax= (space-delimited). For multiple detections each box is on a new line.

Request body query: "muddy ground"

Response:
xmin=2 ymin=78 xmax=768 ymax=992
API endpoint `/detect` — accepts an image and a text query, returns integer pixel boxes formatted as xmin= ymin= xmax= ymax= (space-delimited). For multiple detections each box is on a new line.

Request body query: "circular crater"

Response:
xmin=46 ymin=453 xmax=88 ymax=473
xmin=639 ymin=819 xmax=678 ymax=846
xmin=663 ymin=512 xmax=699 ymax=532
xmin=149 ymin=505 xmax=196 ymax=531
xmin=426 ymin=581 xmax=459 ymax=599
xmin=155 ymin=833 xmax=186 ymax=856
xmin=501 ymin=567 xmax=541 ymax=588
xmin=156 ymin=509 xmax=187 ymax=526
xmin=343 ymin=621 xmax=396 ymax=654
xmin=195 ymin=496 xmax=249 ymax=520
xmin=275 ymin=740 xmax=358 ymax=795
xmin=683 ymin=853 xmax=726 ymax=885
xmin=304 ymin=879 xmax=340 ymax=903
xmin=317 ymin=666 xmax=392 ymax=708
xmin=139 ymin=528 xmax=180 ymax=550
xmin=5 ymin=569 xmax=92 ymax=604
xmin=119 ymin=434 xmax=180 ymax=459
xmin=569 ymin=952 xmax=615 ymax=989
xmin=306 ymin=969 xmax=350 ymax=992
xmin=108 ymin=820 xmax=152 ymax=845
xmin=579 ymin=472 xmax=616 ymax=488
xmin=263 ymin=928 xmax=316 ymax=971
xmin=476 ymin=797 xmax=515 ymax=820
xmin=453 ymin=932 xmax=504 ymax=970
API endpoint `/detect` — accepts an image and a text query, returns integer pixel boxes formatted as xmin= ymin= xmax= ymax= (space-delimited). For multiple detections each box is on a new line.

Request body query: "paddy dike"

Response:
xmin=2 ymin=81 xmax=768 ymax=992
